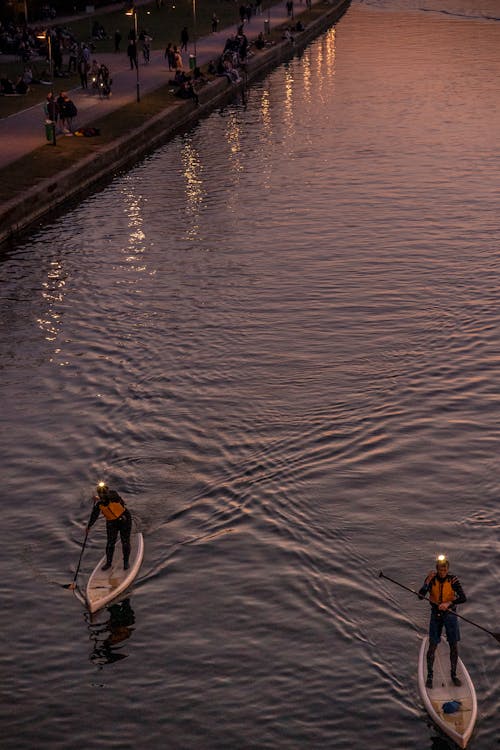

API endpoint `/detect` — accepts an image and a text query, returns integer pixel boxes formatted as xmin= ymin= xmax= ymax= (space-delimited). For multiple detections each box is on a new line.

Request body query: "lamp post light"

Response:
xmin=126 ymin=5 xmax=140 ymax=102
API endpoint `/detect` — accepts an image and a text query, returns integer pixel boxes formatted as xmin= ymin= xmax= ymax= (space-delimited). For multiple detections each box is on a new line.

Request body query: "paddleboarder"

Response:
xmin=418 ymin=554 xmax=466 ymax=689
xmin=87 ymin=482 xmax=132 ymax=570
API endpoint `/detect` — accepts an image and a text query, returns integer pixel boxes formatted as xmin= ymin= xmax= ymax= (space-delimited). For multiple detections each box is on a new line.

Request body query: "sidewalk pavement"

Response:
xmin=0 ymin=2 xmax=309 ymax=170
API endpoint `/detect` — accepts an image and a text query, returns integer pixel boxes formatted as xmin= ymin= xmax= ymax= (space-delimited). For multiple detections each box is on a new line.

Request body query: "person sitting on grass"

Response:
xmin=221 ymin=57 xmax=241 ymax=84
xmin=192 ymin=66 xmax=209 ymax=86
xmin=22 ymin=66 xmax=33 ymax=86
xmin=169 ymin=69 xmax=188 ymax=87
xmin=175 ymin=79 xmax=199 ymax=105
xmin=15 ymin=76 xmax=29 ymax=94
xmin=254 ymin=32 xmax=265 ymax=50
xmin=0 ymin=77 xmax=15 ymax=94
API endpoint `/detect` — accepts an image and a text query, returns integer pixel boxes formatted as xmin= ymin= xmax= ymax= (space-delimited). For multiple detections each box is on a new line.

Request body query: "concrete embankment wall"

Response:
xmin=0 ymin=0 xmax=350 ymax=248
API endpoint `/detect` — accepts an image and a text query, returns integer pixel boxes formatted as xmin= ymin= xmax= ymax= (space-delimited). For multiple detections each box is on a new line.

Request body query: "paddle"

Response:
xmin=66 ymin=527 xmax=89 ymax=591
xmin=379 ymin=571 xmax=500 ymax=644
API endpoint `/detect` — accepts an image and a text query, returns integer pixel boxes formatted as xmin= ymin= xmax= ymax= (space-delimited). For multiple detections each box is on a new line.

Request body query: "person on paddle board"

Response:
xmin=418 ymin=554 xmax=466 ymax=689
xmin=87 ymin=482 xmax=132 ymax=570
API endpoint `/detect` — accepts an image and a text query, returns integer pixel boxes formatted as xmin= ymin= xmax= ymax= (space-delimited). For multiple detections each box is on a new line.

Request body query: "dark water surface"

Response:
xmin=1 ymin=2 xmax=499 ymax=748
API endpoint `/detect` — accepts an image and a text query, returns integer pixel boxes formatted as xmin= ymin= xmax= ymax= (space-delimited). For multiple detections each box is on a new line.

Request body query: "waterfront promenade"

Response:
xmin=0 ymin=1 xmax=313 ymax=170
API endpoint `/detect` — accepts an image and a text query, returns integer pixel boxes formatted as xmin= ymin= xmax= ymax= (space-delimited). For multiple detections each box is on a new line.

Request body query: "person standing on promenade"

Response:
xmin=82 ymin=43 xmax=91 ymax=67
xmin=173 ymin=45 xmax=183 ymax=71
xmin=211 ymin=13 xmax=219 ymax=32
xmin=68 ymin=40 xmax=78 ymax=73
xmin=114 ymin=29 xmax=122 ymax=52
xmin=127 ymin=38 xmax=138 ymax=70
xmin=78 ymin=53 xmax=88 ymax=89
xmin=64 ymin=93 xmax=77 ymax=132
xmin=44 ymin=91 xmax=58 ymax=126
xmin=142 ymin=33 xmax=152 ymax=64
xmin=180 ymin=26 xmax=189 ymax=52
xmin=56 ymin=91 xmax=66 ymax=131
xmin=164 ymin=42 xmax=174 ymax=69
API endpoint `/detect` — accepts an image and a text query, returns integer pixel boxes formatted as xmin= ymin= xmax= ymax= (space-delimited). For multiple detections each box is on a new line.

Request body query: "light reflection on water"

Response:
xmin=1 ymin=2 xmax=500 ymax=748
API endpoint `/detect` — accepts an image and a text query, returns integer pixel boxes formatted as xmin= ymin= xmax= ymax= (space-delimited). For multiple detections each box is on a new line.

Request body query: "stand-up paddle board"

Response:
xmin=418 ymin=635 xmax=477 ymax=749
xmin=86 ymin=531 xmax=144 ymax=614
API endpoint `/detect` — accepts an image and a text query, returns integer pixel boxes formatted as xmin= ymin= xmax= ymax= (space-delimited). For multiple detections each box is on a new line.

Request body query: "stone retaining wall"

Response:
xmin=0 ymin=0 xmax=350 ymax=248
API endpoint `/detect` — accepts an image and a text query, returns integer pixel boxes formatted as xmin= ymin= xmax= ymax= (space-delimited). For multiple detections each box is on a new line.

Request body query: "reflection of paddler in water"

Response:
xmin=87 ymin=482 xmax=132 ymax=570
xmin=89 ymin=598 xmax=136 ymax=665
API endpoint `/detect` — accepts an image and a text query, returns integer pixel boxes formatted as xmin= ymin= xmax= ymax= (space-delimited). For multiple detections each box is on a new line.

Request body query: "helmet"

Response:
xmin=96 ymin=481 xmax=109 ymax=497
xmin=435 ymin=553 xmax=449 ymax=568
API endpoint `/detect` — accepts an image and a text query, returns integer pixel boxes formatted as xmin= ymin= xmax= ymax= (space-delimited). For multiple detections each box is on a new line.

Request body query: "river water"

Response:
xmin=1 ymin=1 xmax=499 ymax=748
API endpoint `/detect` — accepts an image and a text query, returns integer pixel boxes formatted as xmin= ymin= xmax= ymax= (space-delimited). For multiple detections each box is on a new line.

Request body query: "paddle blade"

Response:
xmin=494 ymin=633 xmax=500 ymax=644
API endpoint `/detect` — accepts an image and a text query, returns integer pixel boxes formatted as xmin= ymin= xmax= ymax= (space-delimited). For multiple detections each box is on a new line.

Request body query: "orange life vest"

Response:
xmin=428 ymin=574 xmax=456 ymax=605
xmin=99 ymin=499 xmax=126 ymax=521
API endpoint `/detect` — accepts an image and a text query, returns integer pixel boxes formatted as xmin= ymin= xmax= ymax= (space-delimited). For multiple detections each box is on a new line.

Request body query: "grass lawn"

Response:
xmin=66 ymin=0 xmax=246 ymax=53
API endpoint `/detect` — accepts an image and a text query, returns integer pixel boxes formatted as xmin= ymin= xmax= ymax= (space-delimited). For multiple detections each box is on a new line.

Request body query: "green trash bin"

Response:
xmin=45 ymin=120 xmax=55 ymax=143
xmin=189 ymin=54 xmax=196 ymax=70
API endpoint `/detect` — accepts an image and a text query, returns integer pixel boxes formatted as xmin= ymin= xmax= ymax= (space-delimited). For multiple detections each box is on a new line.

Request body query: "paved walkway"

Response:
xmin=0 ymin=2 xmax=309 ymax=169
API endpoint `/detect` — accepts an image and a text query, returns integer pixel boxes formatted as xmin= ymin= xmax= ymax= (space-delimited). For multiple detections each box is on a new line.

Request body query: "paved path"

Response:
xmin=0 ymin=2 xmax=308 ymax=169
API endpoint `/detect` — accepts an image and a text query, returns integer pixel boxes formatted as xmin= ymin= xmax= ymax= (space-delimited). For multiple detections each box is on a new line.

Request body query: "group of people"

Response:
xmin=82 ymin=482 xmax=470 ymax=697
xmin=43 ymin=90 xmax=77 ymax=133
xmin=78 ymin=481 xmax=473 ymax=734
xmin=223 ymin=26 xmax=250 ymax=64
xmin=88 ymin=58 xmax=112 ymax=96
xmin=74 ymin=43 xmax=112 ymax=96
xmin=0 ymin=18 xmax=59 ymax=59
xmin=162 ymin=23 xmax=251 ymax=103
xmin=2 ymin=0 xmax=317 ymax=145
xmin=0 ymin=70 xmax=31 ymax=95
xmin=126 ymin=27 xmax=153 ymax=70
xmin=203 ymin=25 xmax=252 ymax=85
xmin=162 ymin=12 xmax=300 ymax=103
xmin=164 ymin=43 xmax=184 ymax=72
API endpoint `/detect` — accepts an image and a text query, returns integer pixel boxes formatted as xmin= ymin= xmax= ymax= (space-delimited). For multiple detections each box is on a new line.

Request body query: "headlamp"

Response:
xmin=436 ymin=554 xmax=449 ymax=567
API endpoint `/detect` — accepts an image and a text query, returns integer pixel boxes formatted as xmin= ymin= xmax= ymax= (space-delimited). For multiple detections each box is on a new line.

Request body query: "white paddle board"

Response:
xmin=418 ymin=635 xmax=477 ymax=749
xmin=86 ymin=531 xmax=144 ymax=614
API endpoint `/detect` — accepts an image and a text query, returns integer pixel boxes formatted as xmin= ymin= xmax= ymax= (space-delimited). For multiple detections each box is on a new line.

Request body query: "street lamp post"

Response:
xmin=263 ymin=0 xmax=271 ymax=35
xmin=38 ymin=30 xmax=56 ymax=145
xmin=126 ymin=5 xmax=140 ymax=102
xmin=192 ymin=0 xmax=197 ymax=60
